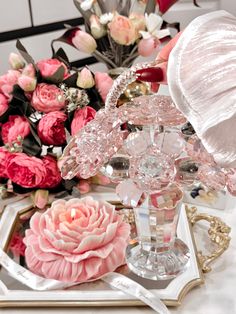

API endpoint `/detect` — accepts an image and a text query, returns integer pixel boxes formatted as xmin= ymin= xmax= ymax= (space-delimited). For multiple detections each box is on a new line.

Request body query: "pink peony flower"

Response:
xmin=9 ymin=233 xmax=26 ymax=257
xmin=31 ymin=83 xmax=66 ymax=113
xmin=37 ymin=58 xmax=68 ymax=79
xmin=24 ymin=197 xmax=130 ymax=282
xmin=39 ymin=155 xmax=62 ymax=189
xmin=108 ymin=14 xmax=137 ymax=45
xmin=6 ymin=153 xmax=46 ymax=188
xmin=37 ymin=111 xmax=67 ymax=146
xmin=0 ymin=92 xmax=9 ymax=116
xmin=1 ymin=115 xmax=30 ymax=144
xmin=0 ymin=70 xmax=21 ymax=98
xmin=0 ymin=147 xmax=10 ymax=177
xmin=94 ymin=72 xmax=113 ymax=102
xmin=71 ymin=106 xmax=96 ymax=136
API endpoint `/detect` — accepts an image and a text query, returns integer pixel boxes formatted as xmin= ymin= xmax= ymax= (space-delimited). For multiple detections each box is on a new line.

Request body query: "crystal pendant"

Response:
xmin=129 ymin=148 xmax=176 ymax=192
xmin=155 ymin=128 xmax=185 ymax=159
xmin=197 ymin=164 xmax=226 ymax=190
xmin=126 ymin=184 xmax=190 ymax=280
xmin=116 ymin=179 xmax=145 ymax=207
xmin=100 ymin=154 xmax=130 ymax=183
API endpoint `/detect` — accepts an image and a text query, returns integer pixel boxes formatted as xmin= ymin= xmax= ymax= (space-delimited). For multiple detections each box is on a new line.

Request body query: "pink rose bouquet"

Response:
xmin=0 ymin=42 xmax=109 ymax=198
xmin=24 ymin=197 xmax=130 ymax=282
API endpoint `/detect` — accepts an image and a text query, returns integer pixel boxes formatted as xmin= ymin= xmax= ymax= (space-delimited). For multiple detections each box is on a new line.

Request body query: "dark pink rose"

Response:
xmin=37 ymin=58 xmax=68 ymax=79
xmin=39 ymin=155 xmax=62 ymax=189
xmin=1 ymin=115 xmax=30 ymax=144
xmin=6 ymin=153 xmax=46 ymax=188
xmin=37 ymin=111 xmax=67 ymax=146
xmin=0 ymin=70 xmax=21 ymax=98
xmin=9 ymin=233 xmax=26 ymax=257
xmin=71 ymin=106 xmax=96 ymax=135
xmin=31 ymin=83 xmax=66 ymax=113
xmin=0 ymin=92 xmax=9 ymax=116
xmin=94 ymin=72 xmax=113 ymax=102
xmin=0 ymin=147 xmax=10 ymax=177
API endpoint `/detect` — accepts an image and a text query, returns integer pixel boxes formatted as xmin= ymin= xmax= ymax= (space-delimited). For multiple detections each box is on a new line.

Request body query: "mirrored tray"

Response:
xmin=0 ymin=193 xmax=230 ymax=308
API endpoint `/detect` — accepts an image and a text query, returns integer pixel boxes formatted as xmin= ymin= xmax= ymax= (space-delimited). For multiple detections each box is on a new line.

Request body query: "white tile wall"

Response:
xmin=30 ymin=0 xmax=80 ymax=26
xmin=0 ymin=0 xmax=31 ymax=32
xmin=0 ymin=30 xmax=107 ymax=74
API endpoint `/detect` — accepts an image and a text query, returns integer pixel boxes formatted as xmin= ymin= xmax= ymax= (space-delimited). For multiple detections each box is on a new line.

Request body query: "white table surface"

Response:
xmin=1 ymin=192 xmax=236 ymax=314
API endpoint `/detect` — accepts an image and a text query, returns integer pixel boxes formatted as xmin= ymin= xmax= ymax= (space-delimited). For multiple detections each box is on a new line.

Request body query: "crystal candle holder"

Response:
xmin=126 ymin=184 xmax=190 ymax=280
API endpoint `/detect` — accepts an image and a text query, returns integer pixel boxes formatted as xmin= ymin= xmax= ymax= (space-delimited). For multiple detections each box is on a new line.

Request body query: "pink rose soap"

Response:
xmin=24 ymin=197 xmax=130 ymax=283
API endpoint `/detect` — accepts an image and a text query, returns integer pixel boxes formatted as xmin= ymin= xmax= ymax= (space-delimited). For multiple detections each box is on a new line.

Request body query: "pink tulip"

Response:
xmin=33 ymin=189 xmax=49 ymax=209
xmin=8 ymin=53 xmax=25 ymax=70
xmin=90 ymin=14 xmax=106 ymax=39
xmin=138 ymin=37 xmax=161 ymax=57
xmin=76 ymin=67 xmax=95 ymax=89
xmin=72 ymin=29 xmax=97 ymax=53
xmin=22 ymin=64 xmax=36 ymax=77
xmin=18 ymin=75 xmax=37 ymax=92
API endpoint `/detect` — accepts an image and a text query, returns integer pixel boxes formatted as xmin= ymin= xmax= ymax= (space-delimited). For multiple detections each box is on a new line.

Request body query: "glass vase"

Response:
xmin=126 ymin=184 xmax=190 ymax=280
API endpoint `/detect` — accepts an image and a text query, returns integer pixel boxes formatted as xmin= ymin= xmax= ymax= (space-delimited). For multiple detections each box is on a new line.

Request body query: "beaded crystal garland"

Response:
xmin=59 ymin=61 xmax=236 ymax=199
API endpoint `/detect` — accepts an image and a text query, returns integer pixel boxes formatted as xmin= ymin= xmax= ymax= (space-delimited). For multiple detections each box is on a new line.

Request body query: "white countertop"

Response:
xmin=1 ymin=193 xmax=236 ymax=314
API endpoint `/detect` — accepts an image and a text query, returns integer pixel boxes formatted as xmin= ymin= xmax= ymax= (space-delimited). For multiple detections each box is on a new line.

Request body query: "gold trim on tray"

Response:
xmin=0 ymin=201 xmax=231 ymax=308
xmin=186 ymin=205 xmax=231 ymax=273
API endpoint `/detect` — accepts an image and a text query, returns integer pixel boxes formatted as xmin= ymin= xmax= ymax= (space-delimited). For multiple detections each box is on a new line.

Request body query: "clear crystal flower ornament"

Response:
xmin=59 ymin=61 xmax=236 ymax=197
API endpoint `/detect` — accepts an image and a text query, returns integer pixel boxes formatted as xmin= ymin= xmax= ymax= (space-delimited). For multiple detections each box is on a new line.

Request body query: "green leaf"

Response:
xmin=54 ymin=47 xmax=69 ymax=64
xmin=44 ymin=65 xmax=65 ymax=84
xmin=62 ymin=72 xmax=78 ymax=87
xmin=144 ymin=0 xmax=156 ymax=14
xmin=16 ymin=40 xmax=36 ymax=67
xmin=29 ymin=122 xmax=41 ymax=146
xmin=22 ymin=136 xmax=42 ymax=156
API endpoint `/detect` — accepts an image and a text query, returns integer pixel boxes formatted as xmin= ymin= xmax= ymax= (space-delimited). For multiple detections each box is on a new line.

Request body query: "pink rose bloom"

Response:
xmin=31 ymin=83 xmax=66 ymax=113
xmin=9 ymin=233 xmax=26 ymax=257
xmin=0 ymin=70 xmax=21 ymax=98
xmin=6 ymin=153 xmax=46 ymax=188
xmin=0 ymin=92 xmax=9 ymax=116
xmin=71 ymin=106 xmax=96 ymax=136
xmin=94 ymin=72 xmax=113 ymax=102
xmin=1 ymin=115 xmax=30 ymax=144
xmin=0 ymin=147 xmax=10 ymax=177
xmin=37 ymin=111 xmax=67 ymax=146
xmin=37 ymin=58 xmax=68 ymax=79
xmin=108 ymin=14 xmax=136 ymax=45
xmin=39 ymin=155 xmax=62 ymax=189
xmin=24 ymin=197 xmax=130 ymax=282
